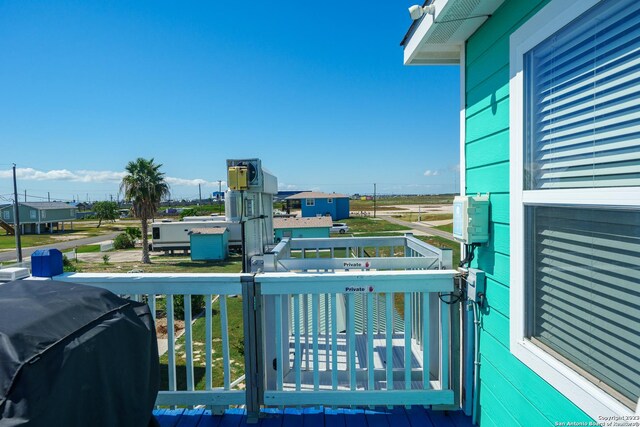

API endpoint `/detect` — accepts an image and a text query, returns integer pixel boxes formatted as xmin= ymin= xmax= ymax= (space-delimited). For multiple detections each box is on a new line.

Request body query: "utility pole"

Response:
xmin=24 ymin=190 xmax=26 ymax=202
xmin=47 ymin=192 xmax=50 ymax=202
xmin=217 ymin=180 xmax=222 ymax=215
xmin=12 ymin=164 xmax=22 ymax=262
xmin=373 ymin=183 xmax=377 ymax=218
xmin=198 ymin=183 xmax=202 ymax=205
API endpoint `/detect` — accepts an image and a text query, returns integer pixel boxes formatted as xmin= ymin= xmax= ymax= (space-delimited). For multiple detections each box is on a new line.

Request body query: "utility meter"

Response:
xmin=453 ymin=194 xmax=489 ymax=244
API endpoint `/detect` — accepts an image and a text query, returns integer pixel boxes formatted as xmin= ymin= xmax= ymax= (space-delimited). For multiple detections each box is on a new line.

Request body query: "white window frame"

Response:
xmin=509 ymin=0 xmax=640 ymax=418
xmin=2 ymin=210 xmax=9 ymax=220
xmin=305 ymin=199 xmax=315 ymax=207
xmin=42 ymin=210 xmax=46 ymax=219
xmin=30 ymin=210 xmax=36 ymax=220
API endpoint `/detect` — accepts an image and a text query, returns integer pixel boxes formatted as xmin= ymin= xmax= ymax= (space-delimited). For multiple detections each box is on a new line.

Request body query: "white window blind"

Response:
xmin=526 ymin=205 xmax=640 ymax=408
xmin=524 ymin=0 xmax=640 ymax=189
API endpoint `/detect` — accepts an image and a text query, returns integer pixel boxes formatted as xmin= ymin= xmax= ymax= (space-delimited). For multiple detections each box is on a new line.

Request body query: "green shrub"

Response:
xmin=113 ymin=233 xmax=134 ymax=249
xmin=62 ymin=255 xmax=77 ymax=272
xmin=173 ymin=295 xmax=206 ymax=320
xmin=124 ymin=226 xmax=142 ymax=240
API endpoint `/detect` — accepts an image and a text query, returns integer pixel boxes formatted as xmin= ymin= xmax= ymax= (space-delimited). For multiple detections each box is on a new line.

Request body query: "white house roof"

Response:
xmin=189 ymin=227 xmax=227 ymax=235
xmin=273 ymin=217 xmax=333 ymax=229
xmin=401 ymin=0 xmax=505 ymax=65
xmin=285 ymin=191 xmax=348 ymax=200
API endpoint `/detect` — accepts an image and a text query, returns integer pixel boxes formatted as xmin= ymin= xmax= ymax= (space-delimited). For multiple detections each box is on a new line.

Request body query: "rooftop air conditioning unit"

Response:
xmin=0 ymin=267 xmax=30 ymax=282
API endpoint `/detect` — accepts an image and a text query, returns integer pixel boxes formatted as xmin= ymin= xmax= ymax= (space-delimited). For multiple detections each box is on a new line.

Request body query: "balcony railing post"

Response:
xmin=242 ymin=274 xmax=262 ymax=423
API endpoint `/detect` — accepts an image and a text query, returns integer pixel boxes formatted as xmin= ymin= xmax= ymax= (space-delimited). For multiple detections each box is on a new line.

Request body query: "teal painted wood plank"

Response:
xmin=175 ymin=408 xmax=206 ymax=427
xmin=479 ymin=305 xmax=510 ymax=349
xmin=484 ymin=277 xmax=510 ymax=318
xmin=466 ymin=161 xmax=510 ymax=194
xmin=324 ymin=407 xmax=346 ymax=427
xmin=365 ymin=408 xmax=390 ymax=427
xmin=477 ymin=410 xmax=500 ymax=427
xmin=465 ymin=98 xmax=509 ymax=144
xmin=479 ymin=383 xmax=522 ymax=427
xmin=466 ymin=0 xmax=550 ymax=65
xmin=473 ymin=250 xmax=509 ymax=286
xmin=479 ymin=332 xmax=592 ymax=423
xmin=465 ymin=130 xmax=509 ymax=169
xmin=466 ymin=66 xmax=509 ymax=117
xmin=467 ymin=34 xmax=510 ymax=91
xmin=491 ymin=223 xmax=510 ymax=256
xmin=488 ymin=193 xmax=510 ymax=225
xmin=480 ymin=354 xmax=553 ymax=426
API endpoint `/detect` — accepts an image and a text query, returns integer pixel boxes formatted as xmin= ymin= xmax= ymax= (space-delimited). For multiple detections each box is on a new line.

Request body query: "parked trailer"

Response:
xmin=182 ymin=215 xmax=226 ymax=222
xmin=150 ymin=220 xmax=241 ymax=252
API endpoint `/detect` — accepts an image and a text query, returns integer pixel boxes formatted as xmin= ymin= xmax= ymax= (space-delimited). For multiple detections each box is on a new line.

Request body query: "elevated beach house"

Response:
xmin=403 ymin=0 xmax=639 ymax=424
xmin=0 ymin=201 xmax=77 ymax=235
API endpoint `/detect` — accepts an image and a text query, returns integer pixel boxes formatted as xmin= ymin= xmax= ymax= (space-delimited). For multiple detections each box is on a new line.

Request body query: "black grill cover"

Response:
xmin=0 ymin=280 xmax=159 ymax=426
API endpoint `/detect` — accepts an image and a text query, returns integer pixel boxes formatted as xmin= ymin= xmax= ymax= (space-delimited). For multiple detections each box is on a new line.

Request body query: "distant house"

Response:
xmin=285 ymin=192 xmax=349 ymax=220
xmin=0 ymin=202 xmax=77 ymax=234
xmin=273 ymin=217 xmax=332 ymax=242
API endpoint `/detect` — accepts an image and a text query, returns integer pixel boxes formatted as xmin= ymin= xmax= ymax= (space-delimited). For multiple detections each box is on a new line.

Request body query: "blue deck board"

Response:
xmin=324 ymin=407 xmax=346 ymax=427
xmin=386 ymin=407 xmax=412 ymax=427
xmin=365 ymin=408 xmax=390 ymax=427
xmin=303 ymin=407 xmax=325 ymax=427
xmin=175 ymin=408 xmax=206 ymax=427
xmin=152 ymin=406 xmax=473 ymax=427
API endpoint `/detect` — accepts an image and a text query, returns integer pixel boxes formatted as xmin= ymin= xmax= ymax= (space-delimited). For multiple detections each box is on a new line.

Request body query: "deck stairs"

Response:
xmin=0 ymin=219 xmax=15 ymax=235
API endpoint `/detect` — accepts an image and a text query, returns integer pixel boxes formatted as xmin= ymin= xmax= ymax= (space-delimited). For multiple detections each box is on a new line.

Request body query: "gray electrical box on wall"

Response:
xmin=466 ymin=268 xmax=486 ymax=303
xmin=453 ymin=194 xmax=490 ymax=244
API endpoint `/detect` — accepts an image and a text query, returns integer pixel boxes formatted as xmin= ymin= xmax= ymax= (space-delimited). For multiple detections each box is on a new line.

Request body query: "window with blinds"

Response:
xmin=526 ymin=206 xmax=640 ymax=408
xmin=524 ymin=0 xmax=640 ymax=190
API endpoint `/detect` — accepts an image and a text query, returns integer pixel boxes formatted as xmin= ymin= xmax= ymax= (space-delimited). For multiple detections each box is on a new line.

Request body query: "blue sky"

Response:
xmin=0 ymin=1 xmax=460 ymax=202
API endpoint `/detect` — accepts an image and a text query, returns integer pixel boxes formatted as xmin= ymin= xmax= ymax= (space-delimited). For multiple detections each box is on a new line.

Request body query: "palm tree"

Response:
xmin=120 ymin=158 xmax=170 ymax=264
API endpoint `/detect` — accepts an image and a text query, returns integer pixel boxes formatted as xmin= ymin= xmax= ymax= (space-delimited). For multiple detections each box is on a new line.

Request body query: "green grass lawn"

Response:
xmin=434 ymin=223 xmax=453 ymax=233
xmin=343 ymin=217 xmax=411 ymax=233
xmin=159 ymin=295 xmax=245 ymax=391
xmin=390 ymin=212 xmax=453 ymax=223
xmin=74 ymin=254 xmax=243 ymax=273
xmin=76 ymin=244 xmax=101 ymax=253
xmin=349 ymin=194 xmax=454 ymax=211
xmin=0 ymin=222 xmax=124 ymax=250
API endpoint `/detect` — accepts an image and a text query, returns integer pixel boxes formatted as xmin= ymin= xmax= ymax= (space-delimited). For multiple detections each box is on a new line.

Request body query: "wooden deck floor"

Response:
xmin=152 ymin=406 xmax=473 ymax=427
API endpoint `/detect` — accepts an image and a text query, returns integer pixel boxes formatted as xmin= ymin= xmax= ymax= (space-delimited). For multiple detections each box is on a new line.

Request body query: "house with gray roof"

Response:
xmin=0 ymin=202 xmax=77 ymax=235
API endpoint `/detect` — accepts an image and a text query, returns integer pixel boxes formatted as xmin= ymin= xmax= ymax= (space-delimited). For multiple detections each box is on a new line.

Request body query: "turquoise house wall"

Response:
xmin=465 ymin=0 xmax=592 ymax=425
xmin=274 ymin=227 xmax=330 ymax=241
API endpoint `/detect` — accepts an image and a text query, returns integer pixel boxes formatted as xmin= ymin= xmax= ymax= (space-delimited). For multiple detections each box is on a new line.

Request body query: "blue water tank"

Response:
xmin=31 ymin=249 xmax=63 ymax=277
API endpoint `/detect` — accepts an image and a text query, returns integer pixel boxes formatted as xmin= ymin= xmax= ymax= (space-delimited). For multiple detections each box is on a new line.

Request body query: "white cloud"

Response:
xmin=423 ymin=170 xmax=439 ymax=177
xmin=0 ymin=167 xmax=221 ymax=187
xmin=278 ymin=182 xmax=302 ymax=190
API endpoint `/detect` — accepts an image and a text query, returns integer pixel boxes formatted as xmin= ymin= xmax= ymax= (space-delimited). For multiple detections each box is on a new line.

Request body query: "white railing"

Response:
xmin=53 ymin=266 xmax=458 ymax=415
xmin=262 ymin=233 xmax=452 ymax=272
xmin=58 ymin=272 xmax=247 ymax=408
xmin=256 ymin=270 xmax=456 ymax=407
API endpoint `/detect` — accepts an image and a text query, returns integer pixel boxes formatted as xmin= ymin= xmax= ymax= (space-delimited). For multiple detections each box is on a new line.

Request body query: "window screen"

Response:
xmin=524 ymin=0 xmax=640 ymax=189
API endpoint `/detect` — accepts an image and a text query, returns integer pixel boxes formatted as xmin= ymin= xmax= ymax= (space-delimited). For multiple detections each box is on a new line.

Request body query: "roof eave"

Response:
xmin=402 ymin=0 xmax=506 ymax=66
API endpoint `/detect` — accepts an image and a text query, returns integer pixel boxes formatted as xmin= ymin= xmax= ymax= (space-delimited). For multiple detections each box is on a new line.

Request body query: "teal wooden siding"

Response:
xmin=190 ymin=232 xmax=228 ymax=261
xmin=465 ymin=0 xmax=592 ymax=424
